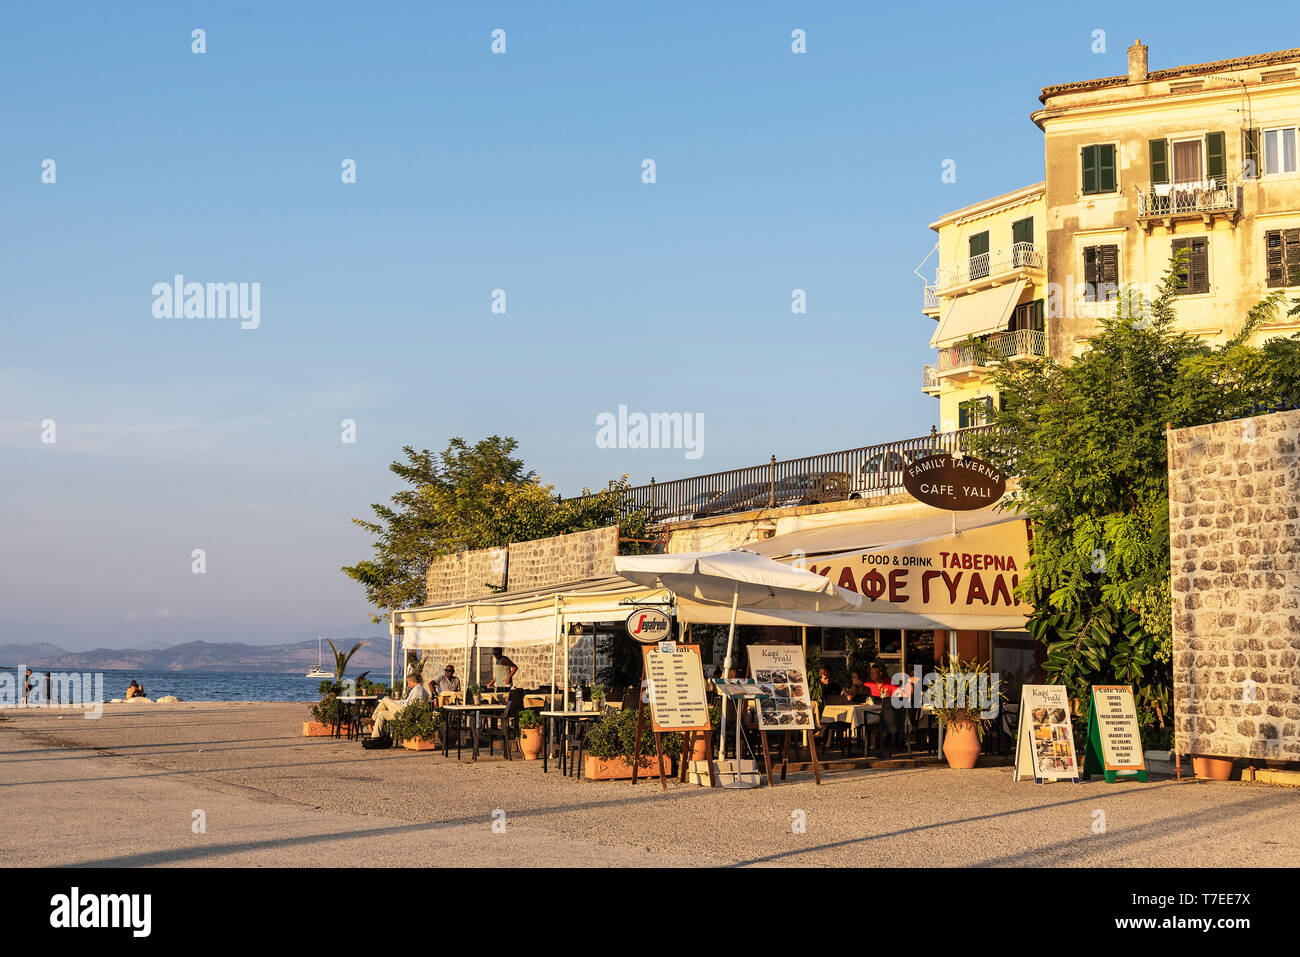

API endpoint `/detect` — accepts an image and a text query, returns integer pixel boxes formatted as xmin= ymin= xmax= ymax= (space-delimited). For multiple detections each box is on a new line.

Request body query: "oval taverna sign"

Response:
xmin=903 ymin=452 xmax=1007 ymax=511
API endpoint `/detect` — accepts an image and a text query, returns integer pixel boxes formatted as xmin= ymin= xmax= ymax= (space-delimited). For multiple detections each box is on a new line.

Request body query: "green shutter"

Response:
xmin=1243 ymin=129 xmax=1261 ymax=180
xmin=1207 ymin=132 xmax=1226 ymax=180
xmin=1012 ymin=217 xmax=1034 ymax=245
xmin=1082 ymin=145 xmax=1098 ymax=194
xmin=1149 ymin=139 xmax=1169 ymax=184
xmin=1267 ymin=230 xmax=1286 ymax=287
xmin=1099 ymin=144 xmax=1116 ymax=192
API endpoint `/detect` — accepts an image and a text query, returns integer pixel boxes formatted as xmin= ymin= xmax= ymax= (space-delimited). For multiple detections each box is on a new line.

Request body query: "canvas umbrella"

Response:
xmin=613 ymin=550 xmax=862 ymax=776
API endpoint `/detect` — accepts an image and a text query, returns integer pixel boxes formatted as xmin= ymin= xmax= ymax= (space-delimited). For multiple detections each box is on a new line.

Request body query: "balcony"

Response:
xmin=922 ymin=364 xmax=940 ymax=395
xmin=935 ymin=242 xmax=1045 ymax=295
xmin=1135 ymin=177 xmax=1241 ymax=232
xmin=922 ymin=284 xmax=940 ymax=315
xmin=935 ymin=328 xmax=1046 ymax=378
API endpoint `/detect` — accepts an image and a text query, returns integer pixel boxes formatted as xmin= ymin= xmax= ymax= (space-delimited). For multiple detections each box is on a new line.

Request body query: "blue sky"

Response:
xmin=1 ymin=1 xmax=1287 ymax=649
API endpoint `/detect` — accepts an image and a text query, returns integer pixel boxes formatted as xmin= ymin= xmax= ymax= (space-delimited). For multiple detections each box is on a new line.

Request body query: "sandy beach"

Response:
xmin=2 ymin=701 xmax=1297 ymax=868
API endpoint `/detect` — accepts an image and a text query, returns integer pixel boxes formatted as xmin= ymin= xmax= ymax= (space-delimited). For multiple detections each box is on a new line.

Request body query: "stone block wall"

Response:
xmin=424 ymin=548 xmax=506 ymax=605
xmin=424 ymin=526 xmax=618 ymax=605
xmin=1170 ymin=409 xmax=1300 ymax=762
xmin=506 ymin=526 xmax=618 ymax=591
xmin=412 ymin=637 xmax=608 ymax=691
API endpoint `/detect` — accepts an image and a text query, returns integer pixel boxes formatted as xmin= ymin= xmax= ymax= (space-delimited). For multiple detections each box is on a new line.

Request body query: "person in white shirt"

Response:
xmin=370 ymin=672 xmax=430 ymax=738
xmin=433 ymin=665 xmax=461 ymax=697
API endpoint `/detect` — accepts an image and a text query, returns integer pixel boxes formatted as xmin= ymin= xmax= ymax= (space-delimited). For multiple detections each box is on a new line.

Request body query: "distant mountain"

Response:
xmin=0 ymin=638 xmax=393 ymax=674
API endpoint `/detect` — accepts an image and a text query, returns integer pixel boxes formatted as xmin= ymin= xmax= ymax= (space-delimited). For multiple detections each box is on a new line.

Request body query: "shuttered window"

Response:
xmin=1265 ymin=229 xmax=1300 ymax=288
xmin=1011 ymin=217 xmax=1034 ymax=245
xmin=1009 ymin=299 xmax=1045 ymax=333
xmin=1083 ymin=245 xmax=1119 ymax=301
xmin=959 ymin=398 xmax=993 ymax=429
xmin=1082 ymin=144 xmax=1117 ymax=194
xmin=1172 ymin=237 xmax=1210 ymax=295
xmin=1207 ymin=131 xmax=1226 ymax=180
xmin=968 ymin=231 xmax=990 ymax=280
xmin=1149 ymin=139 xmax=1169 ymax=184
xmin=1243 ymin=129 xmax=1261 ymax=180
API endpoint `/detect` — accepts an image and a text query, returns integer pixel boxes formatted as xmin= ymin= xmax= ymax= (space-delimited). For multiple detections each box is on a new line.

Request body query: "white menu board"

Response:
xmin=1091 ymin=685 xmax=1145 ymax=772
xmin=641 ymin=643 xmax=710 ymax=732
xmin=748 ymin=645 xmax=815 ymax=732
xmin=1013 ymin=684 xmax=1081 ymax=783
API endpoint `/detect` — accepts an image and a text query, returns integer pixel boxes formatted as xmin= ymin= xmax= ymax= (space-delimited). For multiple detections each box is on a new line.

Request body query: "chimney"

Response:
xmin=1128 ymin=39 xmax=1148 ymax=84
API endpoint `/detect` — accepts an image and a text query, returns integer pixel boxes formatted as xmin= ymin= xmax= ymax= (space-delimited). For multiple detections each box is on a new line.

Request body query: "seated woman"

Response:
xmin=126 ymin=680 xmax=147 ymax=700
xmin=844 ymin=670 xmax=871 ymax=703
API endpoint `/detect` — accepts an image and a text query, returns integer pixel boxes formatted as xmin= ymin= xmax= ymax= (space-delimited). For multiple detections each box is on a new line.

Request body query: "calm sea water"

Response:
xmin=3 ymin=668 xmax=381 ymax=703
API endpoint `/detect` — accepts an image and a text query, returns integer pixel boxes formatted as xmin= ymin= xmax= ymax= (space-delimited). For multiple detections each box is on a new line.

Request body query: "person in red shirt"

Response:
xmin=865 ymin=663 xmax=900 ymax=699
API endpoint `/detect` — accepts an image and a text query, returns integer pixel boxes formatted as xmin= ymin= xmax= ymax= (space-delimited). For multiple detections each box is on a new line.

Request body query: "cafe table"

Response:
xmin=540 ymin=709 xmax=602 ymax=777
xmin=441 ymin=703 xmax=507 ymax=761
xmin=335 ymin=695 xmax=379 ymax=740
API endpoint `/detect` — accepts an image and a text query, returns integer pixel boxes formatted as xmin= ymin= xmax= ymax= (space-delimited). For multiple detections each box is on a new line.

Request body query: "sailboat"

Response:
xmin=306 ymin=637 xmax=332 ymax=679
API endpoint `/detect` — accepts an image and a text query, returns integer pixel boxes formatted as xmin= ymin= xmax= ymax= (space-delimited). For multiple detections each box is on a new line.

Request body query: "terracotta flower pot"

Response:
xmin=401 ymin=737 xmax=439 ymax=751
xmin=519 ymin=727 xmax=544 ymax=760
xmin=1192 ymin=755 xmax=1234 ymax=781
xmin=302 ymin=721 xmax=335 ymax=737
xmin=691 ymin=735 xmax=712 ymax=762
xmin=942 ymin=721 xmax=982 ymax=769
xmin=583 ymin=755 xmax=664 ymax=780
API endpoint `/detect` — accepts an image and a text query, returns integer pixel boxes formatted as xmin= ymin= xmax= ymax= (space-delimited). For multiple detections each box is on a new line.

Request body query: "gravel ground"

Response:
xmin=2 ymin=701 xmax=1297 ymax=867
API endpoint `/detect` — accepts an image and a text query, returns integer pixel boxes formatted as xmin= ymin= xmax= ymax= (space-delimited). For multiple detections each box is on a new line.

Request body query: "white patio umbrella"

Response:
xmin=613 ymin=550 xmax=862 ymax=777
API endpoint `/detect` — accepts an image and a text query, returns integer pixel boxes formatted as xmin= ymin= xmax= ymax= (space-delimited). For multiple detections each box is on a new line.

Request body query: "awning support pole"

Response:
xmin=719 ymin=585 xmax=740 ymax=757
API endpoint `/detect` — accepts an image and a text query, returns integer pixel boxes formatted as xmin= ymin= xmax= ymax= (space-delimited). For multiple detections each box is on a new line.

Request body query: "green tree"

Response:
xmin=968 ymin=259 xmax=1300 ymax=727
xmin=343 ymin=435 xmax=648 ymax=620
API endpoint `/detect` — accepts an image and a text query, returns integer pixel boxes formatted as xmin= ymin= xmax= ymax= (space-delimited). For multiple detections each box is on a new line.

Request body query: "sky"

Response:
xmin=1 ymin=1 xmax=1290 ymax=650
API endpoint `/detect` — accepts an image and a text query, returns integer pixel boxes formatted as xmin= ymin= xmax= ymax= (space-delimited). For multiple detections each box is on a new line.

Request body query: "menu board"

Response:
xmin=641 ymin=643 xmax=710 ymax=732
xmin=1012 ymin=684 xmax=1080 ymax=783
xmin=748 ymin=645 xmax=815 ymax=732
xmin=1083 ymin=685 xmax=1147 ymax=782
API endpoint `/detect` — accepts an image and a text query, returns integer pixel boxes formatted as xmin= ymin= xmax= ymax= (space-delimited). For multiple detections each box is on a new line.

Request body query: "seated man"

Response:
xmin=126 ymin=680 xmax=147 ymax=700
xmin=432 ymin=664 xmax=461 ymax=698
xmin=370 ymin=672 xmax=430 ymax=738
xmin=865 ymin=663 xmax=900 ymax=699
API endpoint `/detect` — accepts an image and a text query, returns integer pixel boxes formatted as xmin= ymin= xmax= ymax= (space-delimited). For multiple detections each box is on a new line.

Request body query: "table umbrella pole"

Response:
xmin=718 ymin=585 xmax=739 ymax=765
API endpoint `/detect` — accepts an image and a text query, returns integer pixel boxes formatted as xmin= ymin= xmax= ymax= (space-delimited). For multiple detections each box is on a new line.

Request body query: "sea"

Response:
xmin=2 ymin=668 xmax=381 ymax=703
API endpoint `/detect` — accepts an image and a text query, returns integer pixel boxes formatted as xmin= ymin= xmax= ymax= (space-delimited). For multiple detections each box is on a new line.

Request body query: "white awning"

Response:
xmin=930 ymin=279 xmax=1026 ymax=348
xmin=403 ymin=620 xmax=470 ymax=649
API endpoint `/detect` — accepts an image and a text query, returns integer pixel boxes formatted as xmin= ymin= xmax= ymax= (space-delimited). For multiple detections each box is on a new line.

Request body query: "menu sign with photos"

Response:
xmin=1083 ymin=685 xmax=1148 ymax=783
xmin=748 ymin=645 xmax=815 ymax=732
xmin=1012 ymin=684 xmax=1081 ymax=783
xmin=641 ymin=643 xmax=710 ymax=732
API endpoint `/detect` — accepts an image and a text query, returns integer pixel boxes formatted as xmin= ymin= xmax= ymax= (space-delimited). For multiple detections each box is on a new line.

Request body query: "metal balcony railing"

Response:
xmin=922 ymin=284 xmax=939 ymax=311
xmin=922 ymin=364 xmax=939 ymax=390
xmin=1135 ymin=177 xmax=1241 ymax=219
xmin=937 ymin=328 xmax=1046 ymax=372
xmin=936 ymin=242 xmax=1045 ymax=291
xmin=576 ymin=426 xmax=998 ymax=525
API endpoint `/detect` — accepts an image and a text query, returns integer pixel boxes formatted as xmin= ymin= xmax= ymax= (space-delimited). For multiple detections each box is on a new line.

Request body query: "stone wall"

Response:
xmin=424 ymin=548 xmax=506 ymax=605
xmin=1170 ymin=409 xmax=1300 ymax=762
xmin=411 ymin=636 xmax=609 ymax=691
xmin=424 ymin=526 xmax=618 ymax=605
xmin=506 ymin=526 xmax=618 ymax=591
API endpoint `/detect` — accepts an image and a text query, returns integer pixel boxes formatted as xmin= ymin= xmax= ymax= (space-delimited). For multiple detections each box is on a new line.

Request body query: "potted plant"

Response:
xmin=467 ymin=684 xmax=484 ymax=705
xmin=519 ymin=709 xmax=544 ymax=760
xmin=386 ymin=698 xmax=444 ymax=750
xmin=927 ymin=656 xmax=1001 ymax=769
xmin=303 ymin=640 xmax=367 ymax=736
xmin=591 ymin=682 xmax=609 ymax=710
xmin=583 ymin=708 xmax=682 ymax=780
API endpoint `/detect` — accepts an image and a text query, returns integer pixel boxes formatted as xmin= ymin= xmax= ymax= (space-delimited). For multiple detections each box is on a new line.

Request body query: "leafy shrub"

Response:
xmin=385 ymin=698 xmax=443 ymax=743
xmin=585 ymin=708 xmax=680 ymax=761
xmin=519 ymin=709 xmax=540 ymax=729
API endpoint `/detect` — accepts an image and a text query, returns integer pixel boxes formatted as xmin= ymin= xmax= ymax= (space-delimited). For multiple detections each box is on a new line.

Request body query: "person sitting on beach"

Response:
xmin=432 ymin=664 xmax=461 ymax=697
xmin=486 ymin=649 xmax=517 ymax=689
xmin=126 ymin=680 xmax=147 ymax=700
xmin=369 ymin=672 xmax=429 ymax=739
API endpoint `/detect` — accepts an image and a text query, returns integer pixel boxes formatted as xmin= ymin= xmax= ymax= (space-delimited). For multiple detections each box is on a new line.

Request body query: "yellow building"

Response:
xmin=922 ymin=183 xmax=1047 ymax=431
xmin=1034 ymin=41 xmax=1300 ymax=357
